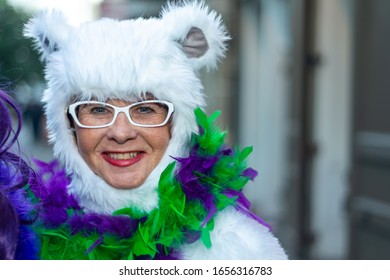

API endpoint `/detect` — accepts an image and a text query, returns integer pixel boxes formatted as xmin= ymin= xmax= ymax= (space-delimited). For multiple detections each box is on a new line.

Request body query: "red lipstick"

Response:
xmin=102 ymin=152 xmax=144 ymax=167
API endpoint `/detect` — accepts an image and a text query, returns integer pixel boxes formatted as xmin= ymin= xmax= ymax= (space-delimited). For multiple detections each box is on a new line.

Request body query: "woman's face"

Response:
xmin=73 ymin=99 xmax=171 ymax=189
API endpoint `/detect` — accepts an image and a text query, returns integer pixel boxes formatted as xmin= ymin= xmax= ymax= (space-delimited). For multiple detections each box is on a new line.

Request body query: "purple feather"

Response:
xmin=242 ymin=167 xmax=258 ymax=181
xmin=221 ymin=148 xmax=233 ymax=156
xmin=223 ymin=189 xmax=271 ymax=230
xmin=31 ymin=159 xmax=75 ymax=227
xmin=0 ymin=90 xmax=40 ymax=260
xmin=85 ymin=235 xmax=104 ymax=254
xmin=14 ymin=225 xmax=40 ymax=260
xmin=174 ymin=152 xmax=218 ymax=226
xmin=154 ymin=249 xmax=181 ymax=260
xmin=224 ymin=189 xmax=251 ymax=209
xmin=69 ymin=213 xmax=140 ymax=238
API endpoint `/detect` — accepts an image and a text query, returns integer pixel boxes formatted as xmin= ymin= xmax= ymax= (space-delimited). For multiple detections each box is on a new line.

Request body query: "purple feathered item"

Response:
xmin=31 ymin=160 xmax=74 ymax=227
xmin=174 ymin=143 xmax=271 ymax=230
xmin=174 ymin=149 xmax=219 ymax=226
xmin=0 ymin=90 xmax=40 ymax=260
xmin=27 ymin=107 xmax=272 ymax=260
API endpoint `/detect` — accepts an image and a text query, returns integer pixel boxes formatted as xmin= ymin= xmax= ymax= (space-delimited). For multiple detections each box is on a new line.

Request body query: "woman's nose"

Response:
xmin=106 ymin=112 xmax=138 ymax=143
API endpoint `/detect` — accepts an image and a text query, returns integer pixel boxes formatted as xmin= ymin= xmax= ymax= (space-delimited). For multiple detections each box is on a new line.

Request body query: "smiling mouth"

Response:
xmin=106 ymin=152 xmax=141 ymax=160
xmin=102 ymin=151 xmax=144 ymax=167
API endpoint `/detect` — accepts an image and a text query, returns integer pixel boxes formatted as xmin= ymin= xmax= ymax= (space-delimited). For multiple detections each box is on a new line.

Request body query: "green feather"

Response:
xmin=113 ymin=207 xmax=146 ymax=219
xmin=194 ymin=108 xmax=226 ymax=155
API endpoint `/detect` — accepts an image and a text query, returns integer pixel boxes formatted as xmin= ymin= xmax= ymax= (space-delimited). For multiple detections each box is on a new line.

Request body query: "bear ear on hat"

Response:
xmin=161 ymin=1 xmax=230 ymax=71
xmin=23 ymin=10 xmax=71 ymax=62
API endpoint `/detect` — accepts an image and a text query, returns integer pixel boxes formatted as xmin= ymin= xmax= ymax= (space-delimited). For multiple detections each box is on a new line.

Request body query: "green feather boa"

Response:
xmin=33 ymin=109 xmax=258 ymax=260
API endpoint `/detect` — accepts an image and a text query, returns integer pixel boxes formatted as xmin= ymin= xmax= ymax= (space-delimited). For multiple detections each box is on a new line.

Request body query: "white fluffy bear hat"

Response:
xmin=24 ymin=1 xmax=229 ymax=214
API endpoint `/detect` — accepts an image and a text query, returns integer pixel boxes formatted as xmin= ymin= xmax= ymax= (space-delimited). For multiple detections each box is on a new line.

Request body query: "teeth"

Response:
xmin=108 ymin=152 xmax=139 ymax=160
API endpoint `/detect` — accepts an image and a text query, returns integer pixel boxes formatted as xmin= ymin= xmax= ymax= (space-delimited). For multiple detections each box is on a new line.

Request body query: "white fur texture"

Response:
xmin=24 ymin=0 xmax=288 ymax=260
xmin=24 ymin=1 xmax=229 ymax=214
xmin=181 ymin=207 xmax=288 ymax=259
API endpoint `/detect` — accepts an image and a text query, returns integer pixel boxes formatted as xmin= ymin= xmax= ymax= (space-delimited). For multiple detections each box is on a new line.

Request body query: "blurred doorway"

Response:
xmin=349 ymin=0 xmax=390 ymax=260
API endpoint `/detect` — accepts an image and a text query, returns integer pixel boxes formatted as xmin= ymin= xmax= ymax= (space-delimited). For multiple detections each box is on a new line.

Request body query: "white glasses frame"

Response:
xmin=67 ymin=100 xmax=174 ymax=128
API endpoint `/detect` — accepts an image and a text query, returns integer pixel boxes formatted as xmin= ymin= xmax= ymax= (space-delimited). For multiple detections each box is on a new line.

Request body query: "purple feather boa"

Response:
xmin=0 ymin=159 xmax=41 ymax=260
xmin=29 ymin=133 xmax=270 ymax=259
xmin=30 ymin=160 xmax=180 ymax=259
xmin=175 ymin=146 xmax=270 ymax=230
xmin=0 ymin=90 xmax=39 ymax=259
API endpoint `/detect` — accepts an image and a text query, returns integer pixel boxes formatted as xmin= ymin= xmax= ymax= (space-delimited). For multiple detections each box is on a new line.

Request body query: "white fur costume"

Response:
xmin=25 ymin=1 xmax=287 ymax=259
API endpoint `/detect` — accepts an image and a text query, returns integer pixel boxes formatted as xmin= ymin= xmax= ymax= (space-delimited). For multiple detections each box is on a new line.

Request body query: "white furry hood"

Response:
xmin=24 ymin=1 xmax=229 ymax=214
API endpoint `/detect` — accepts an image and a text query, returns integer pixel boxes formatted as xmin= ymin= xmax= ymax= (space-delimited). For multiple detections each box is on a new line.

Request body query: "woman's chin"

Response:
xmin=105 ymin=178 xmax=145 ymax=190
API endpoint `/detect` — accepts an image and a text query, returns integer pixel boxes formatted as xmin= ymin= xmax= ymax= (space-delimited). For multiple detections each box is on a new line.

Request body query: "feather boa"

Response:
xmin=0 ymin=162 xmax=40 ymax=260
xmin=30 ymin=108 xmax=269 ymax=260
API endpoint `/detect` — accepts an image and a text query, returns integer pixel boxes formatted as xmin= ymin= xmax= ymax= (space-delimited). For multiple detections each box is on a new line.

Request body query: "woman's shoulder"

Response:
xmin=180 ymin=206 xmax=288 ymax=260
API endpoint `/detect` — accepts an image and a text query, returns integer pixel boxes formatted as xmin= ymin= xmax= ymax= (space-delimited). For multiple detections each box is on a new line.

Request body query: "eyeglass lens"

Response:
xmin=75 ymin=102 xmax=170 ymax=127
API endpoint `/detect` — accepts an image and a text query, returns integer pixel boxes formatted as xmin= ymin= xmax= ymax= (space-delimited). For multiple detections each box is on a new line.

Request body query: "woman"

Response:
xmin=0 ymin=90 xmax=39 ymax=259
xmin=24 ymin=1 xmax=287 ymax=259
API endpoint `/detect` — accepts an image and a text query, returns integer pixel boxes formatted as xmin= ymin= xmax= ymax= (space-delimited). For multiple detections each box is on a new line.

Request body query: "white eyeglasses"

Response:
xmin=67 ymin=100 xmax=174 ymax=128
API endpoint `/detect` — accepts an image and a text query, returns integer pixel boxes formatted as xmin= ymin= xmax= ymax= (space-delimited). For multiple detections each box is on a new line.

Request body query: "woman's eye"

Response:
xmin=138 ymin=106 xmax=154 ymax=114
xmin=91 ymin=106 xmax=108 ymax=114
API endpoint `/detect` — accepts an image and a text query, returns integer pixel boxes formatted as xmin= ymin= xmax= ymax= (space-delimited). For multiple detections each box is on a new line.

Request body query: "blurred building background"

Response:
xmin=1 ymin=0 xmax=389 ymax=259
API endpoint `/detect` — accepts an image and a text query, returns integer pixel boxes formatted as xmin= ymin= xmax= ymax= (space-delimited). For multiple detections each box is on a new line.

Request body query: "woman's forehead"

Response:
xmin=71 ymin=92 xmax=158 ymax=103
